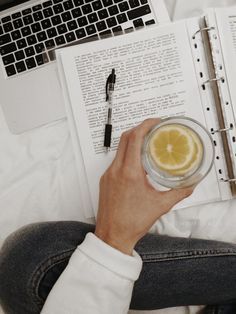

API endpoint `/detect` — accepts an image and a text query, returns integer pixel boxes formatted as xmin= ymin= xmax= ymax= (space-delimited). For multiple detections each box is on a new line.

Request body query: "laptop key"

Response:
xmin=22 ymin=8 xmax=32 ymax=16
xmin=21 ymin=26 xmax=31 ymax=37
xmin=53 ymin=0 xmax=63 ymax=3
xmin=140 ymin=0 xmax=147 ymax=3
xmin=2 ymin=16 xmax=11 ymax=23
xmin=72 ymin=8 xmax=82 ymax=18
xmin=47 ymin=27 xmax=57 ymax=38
xmin=12 ymin=12 xmax=21 ymax=19
xmin=5 ymin=64 xmax=16 ymax=76
xmin=77 ymin=16 xmax=88 ymax=27
xmin=82 ymin=4 xmax=92 ymax=14
xmin=65 ymin=31 xmax=76 ymax=42
xmin=41 ymin=19 xmax=52 ymax=29
xmin=119 ymin=1 xmax=129 ymax=12
xmin=0 ymin=26 xmax=3 ymax=35
xmin=35 ymin=42 xmax=45 ymax=53
xmin=15 ymin=50 xmax=25 ymax=60
xmin=45 ymin=38 xmax=55 ymax=48
xmin=127 ymin=4 xmax=151 ymax=20
xmin=145 ymin=19 xmax=155 ymax=25
xmin=31 ymin=22 xmax=42 ymax=32
xmin=57 ymin=24 xmax=67 ymax=34
xmin=2 ymin=53 xmax=15 ymax=65
xmin=51 ymin=15 xmax=62 ymax=25
xmin=23 ymin=15 xmax=33 ymax=25
xmin=0 ymin=33 xmax=11 ymax=46
xmin=15 ymin=60 xmax=26 ymax=73
xmin=53 ymin=4 xmax=63 ymax=14
xmin=112 ymin=25 xmax=122 ymax=34
xmin=92 ymin=0 xmax=102 ymax=11
xmin=106 ymin=17 xmax=117 ymax=27
xmin=3 ymin=22 xmax=14 ymax=33
xmin=117 ymin=13 xmax=127 ymax=23
xmin=62 ymin=11 xmax=72 ymax=22
xmin=75 ymin=28 xmax=86 ymax=39
xmin=99 ymin=29 xmax=112 ymax=37
xmin=108 ymin=5 xmax=119 ymax=16
xmin=33 ymin=4 xmax=42 ymax=11
xmin=114 ymin=0 xmax=123 ymax=2
xmin=67 ymin=20 xmax=78 ymax=30
xmin=37 ymin=31 xmax=47 ymax=41
xmin=74 ymin=0 xmax=84 ymax=5
xmin=33 ymin=11 xmax=44 ymax=22
xmin=63 ymin=0 xmax=74 ymax=10
xmin=88 ymin=13 xmax=98 ymax=23
xmin=86 ymin=24 xmax=96 ymax=35
xmin=16 ymin=38 xmax=26 ymax=49
xmin=43 ymin=1 xmax=53 ymax=7
xmin=102 ymin=0 xmax=113 ymax=7
xmin=55 ymin=35 xmax=66 ymax=45
xmin=96 ymin=20 xmax=106 ymax=31
xmin=98 ymin=8 xmax=108 ymax=19
xmin=129 ymin=0 xmax=139 ymax=8
xmin=13 ymin=18 xmax=23 ymax=29
xmin=25 ymin=57 xmax=36 ymax=69
xmin=43 ymin=8 xmax=53 ymax=18
xmin=133 ymin=18 xmax=144 ymax=27
xmin=36 ymin=53 xmax=49 ymax=65
xmin=11 ymin=30 xmax=21 ymax=40
xmin=0 ymin=42 xmax=17 ymax=55
xmin=27 ymin=34 xmax=37 ymax=45
xmin=25 ymin=46 xmax=35 ymax=56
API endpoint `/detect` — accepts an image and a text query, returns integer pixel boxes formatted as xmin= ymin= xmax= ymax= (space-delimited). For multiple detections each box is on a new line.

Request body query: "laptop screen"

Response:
xmin=0 ymin=0 xmax=30 ymax=11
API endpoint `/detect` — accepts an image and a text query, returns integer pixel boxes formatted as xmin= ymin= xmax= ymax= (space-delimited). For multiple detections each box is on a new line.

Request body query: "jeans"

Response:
xmin=1 ymin=222 xmax=236 ymax=314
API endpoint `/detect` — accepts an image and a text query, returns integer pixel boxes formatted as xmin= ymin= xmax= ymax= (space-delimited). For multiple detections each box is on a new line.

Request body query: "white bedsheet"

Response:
xmin=1 ymin=1 xmax=236 ymax=314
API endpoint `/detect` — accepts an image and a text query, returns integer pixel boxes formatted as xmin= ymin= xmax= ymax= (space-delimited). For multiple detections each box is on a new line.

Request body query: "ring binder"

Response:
xmin=221 ymin=178 xmax=236 ymax=183
xmin=192 ymin=27 xmax=215 ymax=39
xmin=211 ymin=126 xmax=233 ymax=134
xmin=203 ymin=77 xmax=224 ymax=85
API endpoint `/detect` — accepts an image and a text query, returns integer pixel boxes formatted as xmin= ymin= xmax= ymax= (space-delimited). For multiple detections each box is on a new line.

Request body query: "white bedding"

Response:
xmin=1 ymin=1 xmax=236 ymax=313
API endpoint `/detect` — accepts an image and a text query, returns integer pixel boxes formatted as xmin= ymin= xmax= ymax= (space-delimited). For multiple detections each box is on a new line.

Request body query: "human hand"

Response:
xmin=95 ymin=119 xmax=194 ymax=255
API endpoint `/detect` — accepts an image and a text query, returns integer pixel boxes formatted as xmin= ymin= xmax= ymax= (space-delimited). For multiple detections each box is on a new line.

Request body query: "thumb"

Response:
xmin=163 ymin=187 xmax=194 ymax=208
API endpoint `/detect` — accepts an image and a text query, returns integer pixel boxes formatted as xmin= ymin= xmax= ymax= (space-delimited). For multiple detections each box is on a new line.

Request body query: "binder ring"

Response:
xmin=192 ymin=27 xmax=215 ymax=39
xmin=221 ymin=178 xmax=236 ymax=183
xmin=203 ymin=77 xmax=224 ymax=85
xmin=211 ymin=126 xmax=233 ymax=135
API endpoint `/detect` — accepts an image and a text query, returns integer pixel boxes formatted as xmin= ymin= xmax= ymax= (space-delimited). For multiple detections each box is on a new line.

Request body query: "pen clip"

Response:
xmin=105 ymin=69 xmax=116 ymax=101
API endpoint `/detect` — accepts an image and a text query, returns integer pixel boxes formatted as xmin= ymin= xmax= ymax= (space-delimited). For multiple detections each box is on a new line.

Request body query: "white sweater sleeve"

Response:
xmin=41 ymin=233 xmax=143 ymax=314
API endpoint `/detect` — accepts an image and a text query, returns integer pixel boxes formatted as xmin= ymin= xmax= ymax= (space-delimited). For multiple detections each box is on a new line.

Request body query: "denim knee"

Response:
xmin=0 ymin=221 xmax=95 ymax=314
xmin=0 ymin=224 xmax=45 ymax=314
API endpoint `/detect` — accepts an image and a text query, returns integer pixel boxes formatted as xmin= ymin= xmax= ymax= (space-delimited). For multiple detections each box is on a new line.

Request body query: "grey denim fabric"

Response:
xmin=0 ymin=221 xmax=236 ymax=314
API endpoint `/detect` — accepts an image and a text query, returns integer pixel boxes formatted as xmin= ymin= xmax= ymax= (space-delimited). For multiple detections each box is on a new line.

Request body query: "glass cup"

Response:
xmin=142 ymin=117 xmax=215 ymax=189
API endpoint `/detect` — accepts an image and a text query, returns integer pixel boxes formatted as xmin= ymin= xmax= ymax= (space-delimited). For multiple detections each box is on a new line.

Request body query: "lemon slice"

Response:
xmin=149 ymin=124 xmax=203 ymax=176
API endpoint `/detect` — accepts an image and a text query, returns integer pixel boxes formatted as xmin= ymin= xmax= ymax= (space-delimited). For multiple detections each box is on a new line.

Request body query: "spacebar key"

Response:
xmin=127 ymin=5 xmax=151 ymax=20
xmin=0 ymin=42 xmax=17 ymax=56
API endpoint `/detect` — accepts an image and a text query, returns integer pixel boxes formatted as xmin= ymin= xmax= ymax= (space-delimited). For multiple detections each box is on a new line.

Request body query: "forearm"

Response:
xmin=41 ymin=233 xmax=142 ymax=314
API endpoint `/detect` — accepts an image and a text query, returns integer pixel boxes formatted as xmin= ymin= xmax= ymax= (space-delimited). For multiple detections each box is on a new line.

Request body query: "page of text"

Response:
xmin=60 ymin=21 xmax=221 ymax=214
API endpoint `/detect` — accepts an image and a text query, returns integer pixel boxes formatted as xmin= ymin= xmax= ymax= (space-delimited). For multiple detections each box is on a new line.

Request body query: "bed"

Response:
xmin=1 ymin=1 xmax=236 ymax=313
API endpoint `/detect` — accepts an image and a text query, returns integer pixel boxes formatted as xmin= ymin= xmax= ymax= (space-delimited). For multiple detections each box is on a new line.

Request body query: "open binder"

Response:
xmin=57 ymin=6 xmax=236 ymax=217
xmin=190 ymin=9 xmax=236 ymax=196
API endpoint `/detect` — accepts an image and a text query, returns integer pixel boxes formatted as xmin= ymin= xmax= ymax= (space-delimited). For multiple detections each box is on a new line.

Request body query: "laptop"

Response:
xmin=0 ymin=0 xmax=169 ymax=133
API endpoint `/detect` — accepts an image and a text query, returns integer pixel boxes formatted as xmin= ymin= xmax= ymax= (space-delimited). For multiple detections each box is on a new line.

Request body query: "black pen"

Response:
xmin=104 ymin=69 xmax=116 ymax=152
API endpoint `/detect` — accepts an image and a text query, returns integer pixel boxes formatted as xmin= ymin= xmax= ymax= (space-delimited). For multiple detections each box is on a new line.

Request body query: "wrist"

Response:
xmin=95 ymin=229 xmax=135 ymax=256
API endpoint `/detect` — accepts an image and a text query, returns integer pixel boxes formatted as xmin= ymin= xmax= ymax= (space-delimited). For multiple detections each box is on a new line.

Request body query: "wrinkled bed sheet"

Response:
xmin=1 ymin=1 xmax=236 ymax=313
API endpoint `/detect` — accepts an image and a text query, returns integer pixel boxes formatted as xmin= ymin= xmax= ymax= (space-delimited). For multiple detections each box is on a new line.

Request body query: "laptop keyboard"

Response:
xmin=0 ymin=0 xmax=156 ymax=77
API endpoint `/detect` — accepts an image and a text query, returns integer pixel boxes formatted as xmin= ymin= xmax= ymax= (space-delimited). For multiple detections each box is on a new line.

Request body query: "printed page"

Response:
xmin=58 ymin=21 xmax=221 ymax=215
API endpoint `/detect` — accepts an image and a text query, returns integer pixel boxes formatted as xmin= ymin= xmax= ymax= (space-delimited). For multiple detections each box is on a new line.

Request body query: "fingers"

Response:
xmin=162 ymin=187 xmax=194 ymax=209
xmin=112 ymin=130 xmax=131 ymax=168
xmin=124 ymin=118 xmax=161 ymax=169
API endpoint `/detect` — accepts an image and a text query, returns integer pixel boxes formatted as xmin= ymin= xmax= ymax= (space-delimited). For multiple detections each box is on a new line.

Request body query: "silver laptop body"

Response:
xmin=0 ymin=0 xmax=168 ymax=133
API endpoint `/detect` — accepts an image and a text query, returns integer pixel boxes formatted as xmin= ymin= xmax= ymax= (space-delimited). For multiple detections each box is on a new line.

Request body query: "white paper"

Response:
xmin=58 ymin=21 xmax=221 ymax=216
